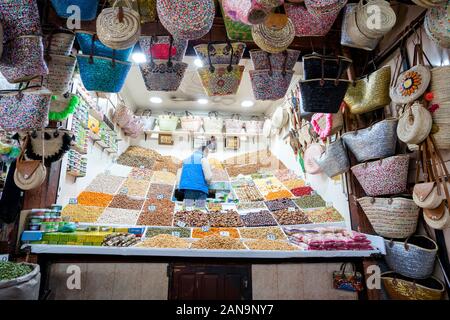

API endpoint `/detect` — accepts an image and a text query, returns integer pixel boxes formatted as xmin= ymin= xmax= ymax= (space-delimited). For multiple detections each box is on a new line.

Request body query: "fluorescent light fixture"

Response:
xmin=132 ymin=52 xmax=147 ymax=64
xmin=241 ymin=100 xmax=254 ymax=107
xmin=150 ymin=97 xmax=162 ymax=104
xmin=194 ymin=58 xmax=204 ymax=67
xmin=198 ymin=98 xmax=208 ymax=105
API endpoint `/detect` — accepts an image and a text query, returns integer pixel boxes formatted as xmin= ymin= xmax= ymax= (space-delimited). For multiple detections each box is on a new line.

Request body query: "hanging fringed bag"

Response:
xmin=49 ymin=94 xmax=80 ymax=121
xmin=25 ymin=129 xmax=75 ymax=166
xmin=310 ymin=111 xmax=343 ymax=139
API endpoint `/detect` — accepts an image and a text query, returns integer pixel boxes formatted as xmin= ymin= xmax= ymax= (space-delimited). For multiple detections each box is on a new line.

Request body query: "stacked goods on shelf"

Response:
xmin=66 ymin=150 xmax=87 ymax=177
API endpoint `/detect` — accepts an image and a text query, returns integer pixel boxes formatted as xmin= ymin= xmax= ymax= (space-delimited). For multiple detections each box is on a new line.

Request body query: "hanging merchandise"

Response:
xmin=351 ymin=155 xmax=410 ymax=196
xmin=96 ymin=0 xmax=141 ymax=50
xmin=194 ymin=42 xmax=246 ymax=65
xmin=0 ymin=86 xmax=52 ymax=132
xmin=396 ymin=101 xmax=433 ymax=145
xmin=139 ymin=36 xmax=188 ymax=92
xmin=252 ymin=17 xmax=295 ymax=53
xmin=355 ymin=0 xmax=396 ymax=40
xmin=357 ymin=197 xmax=420 ymax=239
xmin=262 ymin=118 xmax=272 ymax=137
xmin=108 ymin=0 xmax=157 ymax=23
xmin=381 ymin=272 xmax=445 ymax=300
xmin=424 ymin=3 xmax=450 ymax=48
xmin=158 ymin=113 xmax=179 ymax=132
xmin=140 ymin=36 xmax=188 ymax=62
xmin=344 ymin=65 xmax=391 ymax=114
xmin=43 ymin=28 xmax=76 ymax=56
xmin=113 ymin=103 xmax=133 ymax=128
xmin=390 ymin=44 xmax=431 ymax=105
xmin=341 ymin=3 xmax=379 ymax=51
xmin=0 ymin=23 xmax=2 ymax=58
xmin=264 ymin=11 xmax=289 ymax=30
xmin=203 ymin=112 xmax=224 ymax=132
xmin=220 ymin=1 xmax=253 ymax=41
xmin=303 ymin=143 xmax=324 ymax=174
xmin=48 ymin=94 xmax=80 ymax=121
xmin=284 ymin=2 xmax=341 ymax=37
xmin=250 ymin=49 xmax=300 ymax=71
xmin=385 ymin=236 xmax=438 ymax=280
xmin=0 ymin=0 xmax=41 ymax=43
xmin=25 ymin=129 xmax=75 ymax=166
xmin=157 ymin=0 xmax=215 ymax=40
xmin=50 ymin=0 xmax=100 ymax=21
xmin=180 ymin=112 xmax=203 ymax=132
xmin=14 ymin=136 xmax=46 ymax=191
xmin=225 ymin=114 xmax=244 ymax=134
xmin=138 ymin=110 xmax=157 ymax=131
xmin=245 ymin=117 xmax=264 ymax=135
xmin=77 ymin=34 xmax=132 ymax=93
xmin=412 ymin=0 xmax=447 ymax=8
xmin=314 ymin=137 xmax=349 ymax=178
xmin=197 ymin=43 xmax=245 ymax=96
xmin=304 ymin=0 xmax=347 ymax=17
xmin=0 ymin=35 xmax=48 ymax=84
xmin=310 ymin=112 xmax=343 ymax=140
xmin=303 ymin=54 xmax=352 ymax=80
xmin=332 ymin=263 xmax=364 ymax=292
xmin=341 ymin=118 xmax=398 ymax=162
xmin=429 ymin=66 xmax=450 ymax=149
xmin=123 ymin=116 xmax=144 ymax=138
xmin=76 ymin=31 xmax=134 ymax=61
xmin=42 ymin=54 xmax=77 ymax=95
xmin=222 ymin=0 xmax=269 ymax=25
xmin=271 ymin=106 xmax=289 ymax=130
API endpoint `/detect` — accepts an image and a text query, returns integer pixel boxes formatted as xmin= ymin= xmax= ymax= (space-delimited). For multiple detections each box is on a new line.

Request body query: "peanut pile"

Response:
xmin=137 ymin=234 xmax=190 ymax=248
xmin=191 ymin=235 xmax=246 ymax=250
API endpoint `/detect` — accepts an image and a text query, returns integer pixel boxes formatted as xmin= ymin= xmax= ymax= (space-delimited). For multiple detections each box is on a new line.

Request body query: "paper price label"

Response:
xmin=69 ymin=198 xmax=78 ymax=204
xmin=148 ymin=205 xmax=156 ymax=212
xmin=326 ymin=202 xmax=333 ymax=207
xmin=157 ymin=195 xmax=164 ymax=200
xmin=219 ymin=231 xmax=230 ymax=237
xmin=267 ymin=234 xmax=276 ymax=241
xmin=120 ymin=187 xmax=128 ymax=194
xmin=201 ymin=226 xmax=210 ymax=232
xmin=172 ymin=231 xmax=181 ymax=238
xmin=0 ymin=254 xmax=9 ymax=262
xmin=186 ymin=207 xmax=194 ymax=211
xmin=288 ymin=207 xmax=295 ymax=212
xmin=140 ymin=165 xmax=145 ymax=169
xmin=177 ymin=221 xmax=186 ymax=228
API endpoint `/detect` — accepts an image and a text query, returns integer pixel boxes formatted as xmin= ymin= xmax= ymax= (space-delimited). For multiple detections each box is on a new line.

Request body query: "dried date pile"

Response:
xmin=272 ymin=209 xmax=312 ymax=225
xmin=173 ymin=210 xmax=209 ymax=227
xmin=208 ymin=210 xmax=243 ymax=227
xmin=240 ymin=210 xmax=277 ymax=227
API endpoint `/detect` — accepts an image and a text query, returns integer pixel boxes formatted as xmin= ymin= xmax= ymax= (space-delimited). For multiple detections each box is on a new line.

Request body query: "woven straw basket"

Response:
xmin=358 ymin=197 xmax=420 ymax=239
xmin=431 ymin=101 xmax=450 ymax=150
xmin=43 ymin=54 xmax=77 ymax=95
xmin=381 ymin=272 xmax=445 ymax=300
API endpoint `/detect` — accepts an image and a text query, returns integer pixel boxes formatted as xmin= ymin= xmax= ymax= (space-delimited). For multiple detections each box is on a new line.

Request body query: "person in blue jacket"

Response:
xmin=177 ymin=145 xmax=212 ymax=200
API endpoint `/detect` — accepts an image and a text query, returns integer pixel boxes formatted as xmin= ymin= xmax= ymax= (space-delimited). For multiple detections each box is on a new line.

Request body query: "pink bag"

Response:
xmin=284 ymin=3 xmax=340 ymax=36
xmin=351 ymin=155 xmax=410 ymax=196
xmin=181 ymin=111 xmax=203 ymax=132
xmin=123 ymin=116 xmax=144 ymax=138
xmin=222 ymin=0 xmax=269 ymax=25
xmin=113 ymin=104 xmax=133 ymax=129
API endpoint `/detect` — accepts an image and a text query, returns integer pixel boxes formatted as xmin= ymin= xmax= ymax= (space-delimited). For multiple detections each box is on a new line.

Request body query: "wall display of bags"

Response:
xmin=203 ymin=112 xmax=224 ymax=132
xmin=384 ymin=236 xmax=438 ymax=279
xmin=225 ymin=114 xmax=244 ymax=134
xmin=0 ymin=35 xmax=48 ymax=84
xmin=341 ymin=4 xmax=379 ymax=51
xmin=344 ymin=65 xmax=391 ymax=114
xmin=194 ymin=42 xmax=246 ymax=66
xmin=50 ymin=0 xmax=100 ymax=21
xmin=424 ymin=4 xmax=450 ymax=48
xmin=252 ymin=16 xmax=295 ymax=53
xmin=0 ymin=86 xmax=52 ymax=132
xmin=0 ymin=0 xmax=42 ymax=43
xmin=396 ymin=101 xmax=433 ymax=145
xmin=341 ymin=118 xmax=398 ymax=162
xmin=314 ymin=137 xmax=349 ymax=178
xmin=140 ymin=36 xmax=188 ymax=62
xmin=157 ymin=0 xmax=215 ymax=40
xmin=357 ymin=197 xmax=420 ymax=239
xmin=76 ymin=31 xmax=134 ymax=61
xmin=180 ymin=112 xmax=203 ymax=132
xmin=381 ymin=272 xmax=445 ymax=300
xmin=310 ymin=112 xmax=343 ymax=140
xmin=158 ymin=113 xmax=180 ymax=132
xmin=250 ymin=49 xmax=300 ymax=71
xmin=245 ymin=117 xmax=264 ymax=135
xmin=139 ymin=36 xmax=188 ymax=92
xmin=48 ymin=94 xmax=80 ymax=121
xmin=96 ymin=0 xmax=141 ymax=50
xmin=351 ymin=155 xmax=410 ymax=196
xmin=43 ymin=28 xmax=76 ymax=56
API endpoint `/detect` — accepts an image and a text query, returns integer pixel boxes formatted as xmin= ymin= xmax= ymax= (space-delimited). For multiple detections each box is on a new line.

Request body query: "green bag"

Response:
xmin=219 ymin=1 xmax=253 ymax=41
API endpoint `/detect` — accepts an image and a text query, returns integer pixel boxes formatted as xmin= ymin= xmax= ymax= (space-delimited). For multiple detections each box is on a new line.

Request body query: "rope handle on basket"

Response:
xmin=339 ymin=262 xmax=357 ymax=278
xmin=89 ymin=33 xmax=116 ymax=67
xmin=428 ymin=135 xmax=450 ymax=206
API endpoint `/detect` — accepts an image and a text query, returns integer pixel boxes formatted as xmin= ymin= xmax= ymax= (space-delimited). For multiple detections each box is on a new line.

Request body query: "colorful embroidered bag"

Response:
xmin=0 ymin=0 xmax=41 ymax=43
xmin=76 ymin=31 xmax=134 ymax=61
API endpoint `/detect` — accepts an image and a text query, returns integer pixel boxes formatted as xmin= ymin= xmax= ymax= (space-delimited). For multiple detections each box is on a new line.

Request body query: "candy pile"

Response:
xmin=102 ymin=233 xmax=140 ymax=247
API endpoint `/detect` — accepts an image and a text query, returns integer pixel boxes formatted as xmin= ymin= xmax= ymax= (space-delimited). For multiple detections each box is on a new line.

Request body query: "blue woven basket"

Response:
xmin=50 ymin=0 xmax=99 ymax=21
xmin=77 ymin=55 xmax=131 ymax=93
xmin=76 ymin=32 xmax=134 ymax=61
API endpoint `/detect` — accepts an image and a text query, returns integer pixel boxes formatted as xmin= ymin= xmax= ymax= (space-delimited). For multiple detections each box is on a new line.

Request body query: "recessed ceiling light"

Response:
xmin=150 ymin=97 xmax=162 ymax=104
xmin=194 ymin=58 xmax=204 ymax=67
xmin=198 ymin=98 xmax=208 ymax=105
xmin=132 ymin=52 xmax=147 ymax=64
xmin=241 ymin=100 xmax=254 ymax=107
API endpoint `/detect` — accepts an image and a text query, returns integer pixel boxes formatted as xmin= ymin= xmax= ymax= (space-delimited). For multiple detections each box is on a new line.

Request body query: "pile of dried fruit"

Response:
xmin=191 ymin=235 xmax=246 ymax=250
xmin=129 ymin=167 xmax=154 ymax=180
xmin=226 ymin=164 xmax=260 ymax=178
xmin=61 ymin=205 xmax=105 ymax=222
xmin=233 ymin=185 xmax=264 ymax=202
xmin=240 ymin=210 xmax=277 ymax=227
xmin=244 ymin=239 xmax=297 ymax=251
xmin=152 ymin=156 xmax=181 ymax=174
xmin=173 ymin=210 xmax=209 ymax=227
xmin=236 ymin=201 xmax=267 ymax=212
xmin=77 ymin=191 xmax=113 ymax=207
xmin=102 ymin=233 xmax=140 ymax=247
xmin=137 ymin=199 xmax=175 ymax=226
xmin=265 ymin=198 xmax=297 ymax=211
xmin=264 ymin=189 xmax=293 ymax=201
xmin=239 ymin=226 xmax=286 ymax=240
xmin=119 ymin=178 xmax=150 ymax=197
xmin=272 ymin=209 xmax=312 ymax=225
xmin=151 ymin=171 xmax=177 ymax=185
xmin=108 ymin=195 xmax=145 ymax=210
xmin=282 ymin=179 xmax=305 ymax=190
xmin=147 ymin=183 xmax=174 ymax=200
xmin=85 ymin=174 xmax=125 ymax=194
xmin=274 ymin=169 xmax=299 ymax=182
xmin=137 ymin=234 xmax=190 ymax=248
xmin=208 ymin=210 xmax=243 ymax=227
xmin=192 ymin=227 xmax=240 ymax=238
xmin=290 ymin=186 xmax=314 ymax=197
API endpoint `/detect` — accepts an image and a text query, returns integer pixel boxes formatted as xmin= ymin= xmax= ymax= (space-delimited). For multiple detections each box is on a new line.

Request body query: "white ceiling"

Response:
xmin=121 ymin=56 xmax=302 ymax=116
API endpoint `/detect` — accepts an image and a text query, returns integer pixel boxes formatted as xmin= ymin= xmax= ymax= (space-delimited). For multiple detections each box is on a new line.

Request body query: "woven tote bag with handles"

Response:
xmin=139 ymin=36 xmax=188 ymax=62
xmin=250 ymin=49 xmax=300 ymax=71
xmin=225 ymin=114 xmax=244 ymax=134
xmin=42 ymin=54 xmax=77 ymax=96
xmin=194 ymin=42 xmax=246 ymax=65
xmin=304 ymin=143 xmax=325 ymax=174
xmin=357 ymin=197 xmax=419 ymax=239
xmin=384 ymin=236 xmax=438 ymax=279
xmin=341 ymin=118 xmax=398 ymax=162
xmin=180 ymin=111 xmax=203 ymax=132
xmin=310 ymin=112 xmax=343 ymax=140
xmin=381 ymin=272 xmax=445 ymax=300
xmin=158 ymin=113 xmax=179 ymax=132
xmin=76 ymin=31 xmax=134 ymax=61
xmin=108 ymin=0 xmax=157 ymax=23
xmin=341 ymin=3 xmax=379 ymax=51
xmin=356 ymin=0 xmax=396 ymax=39
xmin=43 ymin=28 xmax=76 ymax=56
xmin=351 ymin=155 xmax=410 ymax=196
xmin=424 ymin=5 xmax=450 ymax=48
xmin=219 ymin=0 xmax=253 ymax=41
xmin=203 ymin=112 xmax=224 ymax=132
xmin=314 ymin=137 xmax=349 ymax=178
xmin=14 ymin=136 xmax=46 ymax=191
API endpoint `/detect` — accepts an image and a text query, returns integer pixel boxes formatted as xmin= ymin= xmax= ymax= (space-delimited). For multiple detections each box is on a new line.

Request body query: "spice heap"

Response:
xmin=239 ymin=226 xmax=286 ymax=240
xmin=0 ymin=262 xmax=33 ymax=280
xmin=226 ymin=164 xmax=261 ymax=178
xmin=85 ymin=174 xmax=125 ymax=194
xmin=97 ymin=208 xmax=140 ymax=225
xmin=192 ymin=227 xmax=240 ymax=238
xmin=129 ymin=167 xmax=154 ymax=180
xmin=77 ymin=191 xmax=113 ymax=207
xmin=146 ymin=227 xmax=191 ymax=238
xmin=253 ymin=177 xmax=292 ymax=200
xmin=208 ymin=210 xmax=243 ymax=227
xmin=244 ymin=239 xmax=298 ymax=251
xmin=209 ymin=158 xmax=223 ymax=169
xmin=61 ymin=205 xmax=105 ymax=222
xmin=137 ymin=199 xmax=174 ymax=226
xmin=173 ymin=210 xmax=209 ymax=227
xmin=305 ymin=207 xmax=344 ymax=223
xmin=102 ymin=233 xmax=140 ymax=247
xmin=117 ymin=146 xmax=163 ymax=168
xmin=291 ymin=186 xmax=314 ymax=197
xmin=272 ymin=209 xmax=312 ymax=225
xmin=108 ymin=195 xmax=145 ymax=210
xmin=147 ymin=183 xmax=174 ymax=200
xmin=293 ymin=195 xmax=326 ymax=209
xmin=191 ymin=235 xmax=246 ymax=250
xmin=151 ymin=171 xmax=177 ymax=185
xmin=240 ymin=210 xmax=277 ymax=227
xmin=137 ymin=234 xmax=190 ymax=248
xmin=119 ymin=178 xmax=150 ymax=197
xmin=265 ymin=198 xmax=297 ymax=211
xmin=234 ymin=185 xmax=264 ymax=202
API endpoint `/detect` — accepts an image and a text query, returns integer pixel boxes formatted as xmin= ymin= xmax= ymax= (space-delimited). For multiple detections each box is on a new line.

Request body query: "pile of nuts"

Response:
xmin=136 ymin=234 xmax=190 ymax=248
xmin=272 ymin=209 xmax=312 ymax=225
xmin=129 ymin=167 xmax=154 ymax=180
xmin=102 ymin=233 xmax=140 ymax=247
xmin=173 ymin=210 xmax=209 ymax=227
xmin=305 ymin=207 xmax=344 ymax=223
xmin=282 ymin=179 xmax=305 ymax=190
xmin=117 ymin=146 xmax=163 ymax=169
xmin=236 ymin=201 xmax=267 ymax=212
xmin=85 ymin=174 xmax=125 ymax=194
xmin=211 ymin=168 xmax=229 ymax=182
xmin=108 ymin=195 xmax=145 ymax=210
xmin=264 ymin=198 xmax=297 ymax=212
xmin=239 ymin=226 xmax=286 ymax=240
xmin=293 ymin=195 xmax=326 ymax=209
xmin=147 ymin=183 xmax=174 ymax=200
xmin=234 ymin=185 xmax=264 ymax=202
xmin=192 ymin=227 xmax=240 ymax=238
xmin=191 ymin=235 xmax=246 ymax=250
xmin=97 ymin=208 xmax=140 ymax=225
xmin=61 ymin=205 xmax=105 ymax=222
xmin=146 ymin=227 xmax=191 ymax=238
xmin=152 ymin=157 xmax=181 ymax=174
xmin=151 ymin=171 xmax=177 ymax=185
xmin=208 ymin=210 xmax=243 ymax=227
xmin=120 ymin=178 xmax=150 ymax=197
xmin=244 ymin=239 xmax=297 ymax=251
xmin=240 ymin=210 xmax=277 ymax=227
xmin=226 ymin=164 xmax=260 ymax=178
xmin=137 ymin=199 xmax=175 ymax=226
xmin=274 ymin=169 xmax=299 ymax=182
